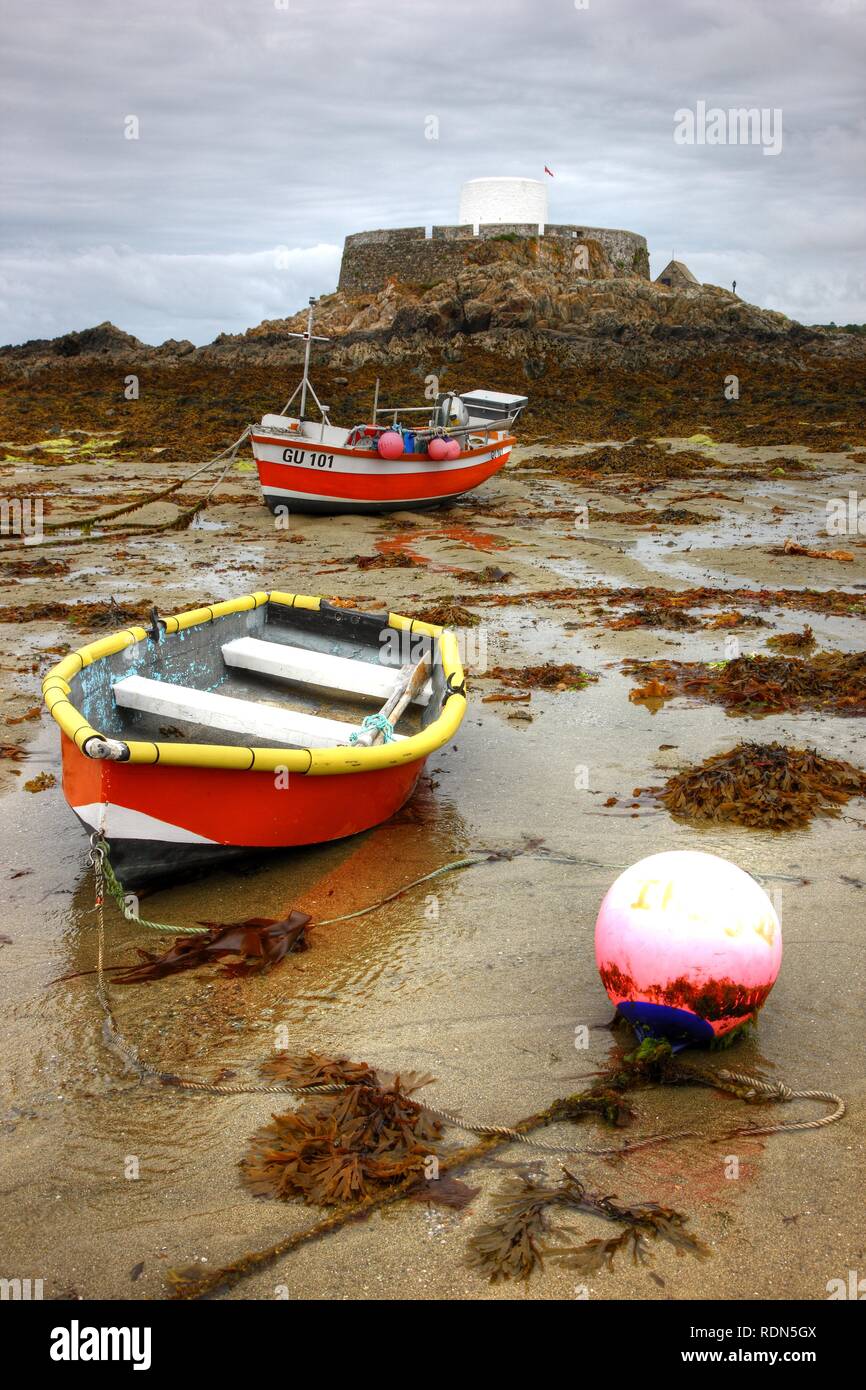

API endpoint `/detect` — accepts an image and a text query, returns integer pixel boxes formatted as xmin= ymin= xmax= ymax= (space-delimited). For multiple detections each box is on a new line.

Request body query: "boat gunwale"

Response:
xmin=250 ymin=429 xmax=516 ymax=464
xmin=41 ymin=592 xmax=466 ymax=776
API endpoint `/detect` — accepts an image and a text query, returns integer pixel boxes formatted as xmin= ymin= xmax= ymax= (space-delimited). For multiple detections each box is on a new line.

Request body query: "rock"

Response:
xmin=156 ymin=338 xmax=195 ymax=357
xmin=0 ymin=234 xmax=862 ymax=375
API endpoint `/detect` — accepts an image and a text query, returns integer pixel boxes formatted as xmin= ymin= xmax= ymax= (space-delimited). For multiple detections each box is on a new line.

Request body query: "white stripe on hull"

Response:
xmin=73 ymin=802 xmax=216 ymax=844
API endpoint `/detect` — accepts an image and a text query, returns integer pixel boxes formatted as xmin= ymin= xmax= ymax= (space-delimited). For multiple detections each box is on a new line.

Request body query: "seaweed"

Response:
xmin=348 ymin=552 xmax=420 ymax=569
xmin=0 ymin=744 xmax=27 ymax=762
xmin=611 ymin=605 xmax=765 ymax=634
xmin=23 ymin=771 xmax=55 ymax=792
xmin=628 ymin=678 xmax=674 ymax=710
xmin=0 ymin=556 xmax=68 ymax=578
xmin=640 ymin=740 xmax=866 ymax=829
xmin=466 ymin=1169 xmax=708 ymax=1282
xmin=169 ymin=1043 xmax=724 ymax=1299
xmin=490 ymin=663 xmax=596 ymax=691
xmin=593 ymin=505 xmax=716 ymax=526
xmin=415 ymin=600 xmax=481 ymax=627
xmin=0 ymin=596 xmax=155 ymax=631
xmin=460 ymin=583 xmax=866 ymax=620
xmin=599 ymin=964 xmax=771 ymax=1023
xmin=623 ymin=651 xmax=866 ymax=715
xmin=769 ymin=538 xmax=854 ymax=562
xmin=260 ymin=1050 xmax=377 ymax=1091
xmin=241 ymin=1053 xmax=441 ymax=1206
xmin=2 ymin=355 xmax=864 ymax=465
xmin=521 ymin=440 xmax=713 ymax=482
xmin=766 ymin=624 xmax=816 ymax=651
xmin=609 ymin=607 xmax=702 ymax=631
xmin=112 ymin=913 xmax=310 ymax=983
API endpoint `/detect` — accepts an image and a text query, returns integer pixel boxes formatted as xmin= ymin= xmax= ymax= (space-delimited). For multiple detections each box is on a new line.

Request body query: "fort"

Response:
xmin=337 ymin=176 xmax=650 ymax=294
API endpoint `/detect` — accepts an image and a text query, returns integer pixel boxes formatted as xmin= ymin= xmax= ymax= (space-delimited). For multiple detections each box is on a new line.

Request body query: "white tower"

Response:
xmin=459 ymin=177 xmax=547 ymax=234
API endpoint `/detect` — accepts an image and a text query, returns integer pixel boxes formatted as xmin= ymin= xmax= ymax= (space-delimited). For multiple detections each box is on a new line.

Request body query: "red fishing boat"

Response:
xmin=251 ymin=299 xmax=527 ymax=514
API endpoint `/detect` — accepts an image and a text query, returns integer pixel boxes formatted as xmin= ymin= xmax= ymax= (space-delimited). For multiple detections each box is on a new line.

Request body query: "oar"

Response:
xmin=350 ymin=654 xmax=432 ymax=747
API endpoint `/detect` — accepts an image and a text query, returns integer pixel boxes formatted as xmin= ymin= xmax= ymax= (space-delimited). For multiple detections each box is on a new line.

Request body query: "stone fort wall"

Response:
xmin=337 ymin=223 xmax=649 ymax=293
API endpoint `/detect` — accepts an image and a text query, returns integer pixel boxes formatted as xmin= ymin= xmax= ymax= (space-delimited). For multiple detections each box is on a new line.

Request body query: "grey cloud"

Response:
xmin=1 ymin=0 xmax=863 ymax=344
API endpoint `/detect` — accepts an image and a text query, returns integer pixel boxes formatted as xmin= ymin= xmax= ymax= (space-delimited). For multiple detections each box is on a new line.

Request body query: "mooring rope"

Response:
xmin=102 ymin=852 xmax=210 ymax=936
xmin=101 ymin=847 xmax=491 ymax=937
xmin=85 ymin=835 xmax=846 ymax=1154
xmin=349 ymin=712 xmax=395 ymax=745
xmin=7 ymin=426 xmax=251 ymax=548
xmin=707 ymin=1069 xmax=846 ymax=1135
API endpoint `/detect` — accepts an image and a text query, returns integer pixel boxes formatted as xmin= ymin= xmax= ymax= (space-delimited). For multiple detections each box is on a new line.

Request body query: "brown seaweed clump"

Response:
xmin=766 ymin=624 xmax=816 ymax=651
xmin=113 ymin=913 xmax=310 ymax=983
xmin=490 ymin=663 xmax=596 ymax=691
xmin=241 ymin=1052 xmax=441 ymax=1206
xmin=645 ymin=741 xmax=866 ymax=829
xmin=609 ymin=607 xmax=702 ymax=632
xmin=466 ymin=1169 xmax=708 ymax=1282
xmin=416 ymin=599 xmax=481 ymax=627
xmin=623 ymin=651 xmax=866 ymax=715
xmin=348 ymin=552 xmax=420 ymax=569
xmin=0 ymin=596 xmax=155 ymax=632
xmin=594 ymin=505 xmax=716 ymax=526
xmin=522 ymin=440 xmax=712 ymax=482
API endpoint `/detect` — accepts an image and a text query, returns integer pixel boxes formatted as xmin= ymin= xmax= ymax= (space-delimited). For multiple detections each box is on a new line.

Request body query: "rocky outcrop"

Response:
xmin=0 ymin=321 xmax=196 ymax=368
xmin=204 ymin=244 xmax=858 ymax=370
xmin=1 ymin=239 xmax=862 ymax=376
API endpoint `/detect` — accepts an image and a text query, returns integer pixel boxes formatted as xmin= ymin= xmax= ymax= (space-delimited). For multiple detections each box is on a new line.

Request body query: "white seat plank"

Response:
xmin=112 ymin=675 xmax=405 ymax=749
xmin=221 ymin=636 xmax=431 ymax=706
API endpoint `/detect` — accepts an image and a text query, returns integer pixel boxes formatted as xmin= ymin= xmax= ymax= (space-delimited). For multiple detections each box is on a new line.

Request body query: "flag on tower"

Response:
xmin=544 ymin=166 xmax=554 ymax=177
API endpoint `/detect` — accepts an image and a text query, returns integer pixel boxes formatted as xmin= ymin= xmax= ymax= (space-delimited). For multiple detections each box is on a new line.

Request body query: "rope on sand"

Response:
xmin=5 ymin=426 xmax=251 ymax=548
xmin=86 ymin=835 xmax=846 ymax=1152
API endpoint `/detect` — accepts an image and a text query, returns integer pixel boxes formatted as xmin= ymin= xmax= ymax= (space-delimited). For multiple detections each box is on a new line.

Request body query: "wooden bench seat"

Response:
xmin=112 ymin=675 xmax=405 ymax=750
xmin=221 ymin=636 xmax=431 ymax=705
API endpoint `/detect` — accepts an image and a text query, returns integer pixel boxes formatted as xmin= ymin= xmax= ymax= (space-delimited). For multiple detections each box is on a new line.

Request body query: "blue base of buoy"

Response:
xmin=618 ymin=1001 xmax=716 ymax=1052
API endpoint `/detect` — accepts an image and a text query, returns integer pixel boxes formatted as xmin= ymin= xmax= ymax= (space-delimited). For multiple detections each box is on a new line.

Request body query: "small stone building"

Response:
xmin=655 ymin=259 xmax=700 ymax=290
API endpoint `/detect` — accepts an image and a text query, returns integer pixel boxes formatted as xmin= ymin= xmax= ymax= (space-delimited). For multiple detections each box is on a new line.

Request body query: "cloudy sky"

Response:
xmin=1 ymin=0 xmax=864 ymax=345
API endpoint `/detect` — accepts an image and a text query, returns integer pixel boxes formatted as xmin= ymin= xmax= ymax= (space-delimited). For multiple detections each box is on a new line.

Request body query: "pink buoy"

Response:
xmin=427 ymin=437 xmax=449 ymax=461
xmin=594 ymin=850 xmax=782 ymax=1045
xmin=443 ymin=438 xmax=461 ymax=460
xmin=377 ymin=431 xmax=404 ymax=460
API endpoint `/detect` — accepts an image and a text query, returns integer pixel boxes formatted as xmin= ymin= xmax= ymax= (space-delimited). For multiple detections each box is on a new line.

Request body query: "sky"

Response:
xmin=1 ymin=0 xmax=864 ymax=346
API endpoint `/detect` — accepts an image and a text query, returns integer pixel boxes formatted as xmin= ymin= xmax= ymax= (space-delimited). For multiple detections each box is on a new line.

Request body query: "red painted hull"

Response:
xmin=62 ymin=734 xmax=427 ymax=886
xmin=251 ymin=432 xmax=514 ymax=513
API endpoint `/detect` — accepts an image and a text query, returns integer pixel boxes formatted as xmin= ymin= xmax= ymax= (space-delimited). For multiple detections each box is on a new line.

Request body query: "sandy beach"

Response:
xmin=1 ymin=380 xmax=864 ymax=1299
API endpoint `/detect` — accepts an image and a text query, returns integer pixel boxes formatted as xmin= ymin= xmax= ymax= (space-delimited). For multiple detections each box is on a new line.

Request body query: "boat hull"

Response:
xmin=62 ymin=733 xmax=427 ymax=889
xmin=43 ymin=592 xmax=467 ymax=891
xmin=251 ymin=431 xmax=514 ymax=513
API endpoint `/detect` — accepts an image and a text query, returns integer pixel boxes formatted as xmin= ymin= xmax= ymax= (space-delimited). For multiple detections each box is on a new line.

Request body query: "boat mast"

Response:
xmin=300 ymin=297 xmax=324 ymax=418
xmin=280 ymin=297 xmax=331 ymax=422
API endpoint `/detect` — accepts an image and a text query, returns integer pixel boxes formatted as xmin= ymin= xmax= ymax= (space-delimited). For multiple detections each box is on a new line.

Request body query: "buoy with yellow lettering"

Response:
xmin=594 ymin=850 xmax=782 ymax=1047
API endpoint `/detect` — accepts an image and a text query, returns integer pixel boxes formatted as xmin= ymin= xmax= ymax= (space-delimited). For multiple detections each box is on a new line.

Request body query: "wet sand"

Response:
xmin=1 ymin=432 xmax=865 ymax=1300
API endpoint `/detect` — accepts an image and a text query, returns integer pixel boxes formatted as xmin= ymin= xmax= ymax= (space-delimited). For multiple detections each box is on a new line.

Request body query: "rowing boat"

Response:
xmin=42 ymin=593 xmax=466 ymax=888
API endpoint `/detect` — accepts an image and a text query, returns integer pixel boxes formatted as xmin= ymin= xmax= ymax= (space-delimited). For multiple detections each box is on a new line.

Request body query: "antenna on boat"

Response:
xmin=282 ymin=296 xmax=332 ymax=421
